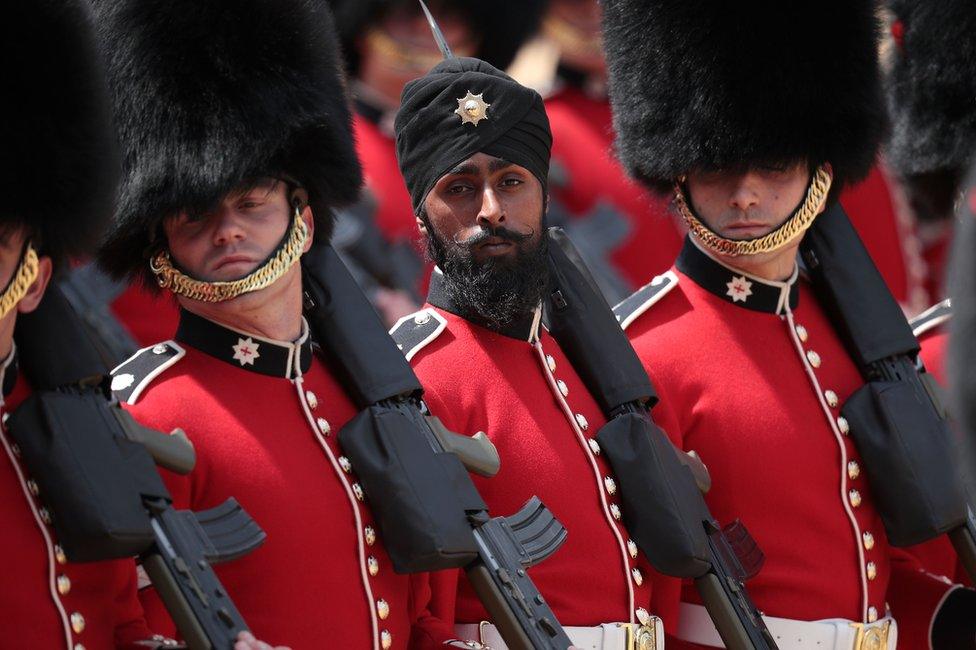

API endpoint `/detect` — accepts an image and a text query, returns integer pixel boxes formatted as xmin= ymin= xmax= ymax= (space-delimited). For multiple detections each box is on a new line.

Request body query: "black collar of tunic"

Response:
xmin=175 ymin=309 xmax=313 ymax=379
xmin=427 ymin=269 xmax=540 ymax=342
xmin=676 ymin=236 xmax=801 ymax=315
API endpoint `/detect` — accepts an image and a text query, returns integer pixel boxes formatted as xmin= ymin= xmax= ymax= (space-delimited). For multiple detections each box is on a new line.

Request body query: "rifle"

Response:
xmin=57 ymin=261 xmax=140 ymax=367
xmin=10 ymin=285 xmax=266 ymax=650
xmin=800 ymin=203 xmax=976 ymax=582
xmin=301 ymin=242 xmax=574 ymax=650
xmin=546 ymin=227 xmax=778 ymax=650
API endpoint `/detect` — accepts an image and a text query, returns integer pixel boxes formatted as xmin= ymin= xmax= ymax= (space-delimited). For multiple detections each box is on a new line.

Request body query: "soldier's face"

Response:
xmin=163 ymin=179 xmax=313 ymax=284
xmin=684 ymin=163 xmax=811 ymax=242
xmin=422 ymin=153 xmax=544 ymax=264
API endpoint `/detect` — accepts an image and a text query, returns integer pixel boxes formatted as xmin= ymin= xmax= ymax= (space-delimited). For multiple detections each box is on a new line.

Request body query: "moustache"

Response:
xmin=453 ymin=225 xmax=534 ymax=249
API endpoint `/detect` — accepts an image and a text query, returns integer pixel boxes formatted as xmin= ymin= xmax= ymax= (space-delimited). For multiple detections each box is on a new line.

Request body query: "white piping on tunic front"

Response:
xmin=0 ymin=421 xmax=74 ymax=649
xmin=783 ymin=308 xmax=870 ymax=622
xmin=531 ymin=339 xmax=636 ymax=622
xmin=293 ymin=371 xmax=381 ymax=650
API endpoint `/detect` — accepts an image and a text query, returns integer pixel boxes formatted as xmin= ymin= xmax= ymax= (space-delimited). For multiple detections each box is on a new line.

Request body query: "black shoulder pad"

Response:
xmin=910 ymin=299 xmax=952 ymax=338
xmin=110 ymin=341 xmax=185 ymax=405
xmin=613 ymin=270 xmax=679 ymax=331
xmin=389 ymin=309 xmax=448 ymax=361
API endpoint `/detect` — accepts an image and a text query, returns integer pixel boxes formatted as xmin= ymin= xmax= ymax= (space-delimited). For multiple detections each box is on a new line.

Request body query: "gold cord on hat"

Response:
xmin=150 ymin=208 xmax=309 ymax=302
xmin=674 ymin=164 xmax=833 ymax=257
xmin=0 ymin=243 xmax=40 ymax=321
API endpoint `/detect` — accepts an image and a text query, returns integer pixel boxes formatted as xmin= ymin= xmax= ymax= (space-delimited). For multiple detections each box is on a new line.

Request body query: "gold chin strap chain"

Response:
xmin=674 ymin=164 xmax=833 ymax=258
xmin=0 ymin=243 xmax=40 ymax=321
xmin=150 ymin=209 xmax=309 ymax=303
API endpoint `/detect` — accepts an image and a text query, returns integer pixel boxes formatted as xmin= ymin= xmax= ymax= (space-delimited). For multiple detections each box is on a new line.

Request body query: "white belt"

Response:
xmin=676 ymin=603 xmax=897 ymax=650
xmin=455 ymin=618 xmax=664 ymax=650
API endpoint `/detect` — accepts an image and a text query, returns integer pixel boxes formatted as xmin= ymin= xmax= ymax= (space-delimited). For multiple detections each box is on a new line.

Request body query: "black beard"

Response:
xmin=424 ymin=218 xmax=549 ymax=332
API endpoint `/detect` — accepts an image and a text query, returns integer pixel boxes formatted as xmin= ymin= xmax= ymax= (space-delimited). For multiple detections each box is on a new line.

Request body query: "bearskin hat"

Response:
xmin=885 ymin=1 xmax=976 ymax=181
xmin=329 ymin=0 xmax=547 ymax=73
xmin=602 ymin=0 xmax=887 ymax=195
xmin=0 ymin=0 xmax=117 ymax=266
xmin=93 ymin=0 xmax=362 ymax=285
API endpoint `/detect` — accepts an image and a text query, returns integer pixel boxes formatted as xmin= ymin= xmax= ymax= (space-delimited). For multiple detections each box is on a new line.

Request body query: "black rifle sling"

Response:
xmin=800 ymin=203 xmax=919 ymax=365
xmin=10 ymin=286 xmax=166 ymax=560
xmin=544 ymin=228 xmax=711 ymax=577
xmin=545 ymin=228 xmax=656 ymax=411
xmin=301 ymin=242 xmax=484 ymax=572
xmin=15 ymin=283 xmax=109 ymax=388
xmin=800 ymin=204 xmax=968 ymax=546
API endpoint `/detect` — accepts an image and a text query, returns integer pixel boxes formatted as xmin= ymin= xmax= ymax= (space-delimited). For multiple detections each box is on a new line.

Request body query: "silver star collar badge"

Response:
xmin=455 ymin=91 xmax=490 ymax=126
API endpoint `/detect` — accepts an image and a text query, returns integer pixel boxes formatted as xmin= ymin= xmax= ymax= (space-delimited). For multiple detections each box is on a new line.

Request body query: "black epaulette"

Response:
xmin=110 ymin=341 xmax=185 ymax=405
xmin=613 ymin=270 xmax=679 ymax=331
xmin=389 ymin=308 xmax=448 ymax=361
xmin=910 ymin=299 xmax=952 ymax=338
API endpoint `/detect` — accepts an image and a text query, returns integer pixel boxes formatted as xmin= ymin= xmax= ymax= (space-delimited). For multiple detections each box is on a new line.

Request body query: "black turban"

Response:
xmin=395 ymin=57 xmax=552 ymax=214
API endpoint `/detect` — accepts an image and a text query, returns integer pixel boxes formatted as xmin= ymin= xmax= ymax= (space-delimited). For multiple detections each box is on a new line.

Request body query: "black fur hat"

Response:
xmin=602 ymin=0 xmax=887 ymax=195
xmin=93 ymin=0 xmax=362 ymax=285
xmin=885 ymin=0 xmax=976 ymax=179
xmin=0 ymin=0 xmax=117 ymax=266
xmin=329 ymin=0 xmax=547 ymax=73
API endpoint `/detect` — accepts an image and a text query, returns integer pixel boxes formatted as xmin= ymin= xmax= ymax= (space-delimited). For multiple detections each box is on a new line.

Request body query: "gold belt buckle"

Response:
xmin=622 ymin=621 xmax=660 ymax=650
xmin=850 ymin=620 xmax=891 ymax=650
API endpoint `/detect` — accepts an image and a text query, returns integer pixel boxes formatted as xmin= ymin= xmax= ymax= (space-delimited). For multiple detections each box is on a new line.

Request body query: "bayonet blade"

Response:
xmin=419 ymin=0 xmax=454 ymax=59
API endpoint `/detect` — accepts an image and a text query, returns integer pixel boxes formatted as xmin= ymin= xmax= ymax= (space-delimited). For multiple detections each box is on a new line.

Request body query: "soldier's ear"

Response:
xmin=16 ymin=255 xmax=53 ymax=316
xmin=416 ymin=213 xmax=429 ymax=237
xmin=300 ymin=205 xmax=315 ymax=253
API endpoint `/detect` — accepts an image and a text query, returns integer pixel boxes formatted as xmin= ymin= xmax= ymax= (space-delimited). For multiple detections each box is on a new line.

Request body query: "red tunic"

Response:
xmin=113 ymin=310 xmax=454 ymax=650
xmin=0 ymin=351 xmax=153 ymax=649
xmin=392 ymin=275 xmax=680 ymax=636
xmin=621 ymin=238 xmax=958 ymax=648
xmin=545 ymin=85 xmax=684 ymax=293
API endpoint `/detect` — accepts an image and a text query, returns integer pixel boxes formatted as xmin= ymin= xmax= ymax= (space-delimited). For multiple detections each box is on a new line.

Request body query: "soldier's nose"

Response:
xmin=476 ymin=189 xmax=505 ymax=228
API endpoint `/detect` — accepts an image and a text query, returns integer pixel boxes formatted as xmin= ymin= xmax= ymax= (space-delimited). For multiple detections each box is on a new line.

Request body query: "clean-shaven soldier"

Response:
xmin=389 ymin=55 xmax=676 ymax=649
xmin=94 ymin=1 xmax=457 ymax=648
xmin=603 ymin=1 xmax=976 ymax=649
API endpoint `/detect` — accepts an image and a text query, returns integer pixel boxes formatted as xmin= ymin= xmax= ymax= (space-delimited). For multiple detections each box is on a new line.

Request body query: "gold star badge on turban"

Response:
xmin=454 ymin=90 xmax=490 ymax=126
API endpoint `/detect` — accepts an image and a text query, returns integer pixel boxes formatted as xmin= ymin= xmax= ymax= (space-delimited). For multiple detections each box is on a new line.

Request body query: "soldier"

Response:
xmin=93 ymin=1 xmax=456 ymax=648
xmin=0 ymin=1 xmax=154 ymax=647
xmin=327 ymin=0 xmax=545 ymax=324
xmin=879 ymin=0 xmax=976 ymax=585
xmin=604 ymin=1 xmax=975 ymax=648
xmin=884 ymin=0 xmax=976 ymax=382
xmin=0 ymin=2 xmax=281 ymax=648
xmin=389 ymin=53 xmax=674 ymax=648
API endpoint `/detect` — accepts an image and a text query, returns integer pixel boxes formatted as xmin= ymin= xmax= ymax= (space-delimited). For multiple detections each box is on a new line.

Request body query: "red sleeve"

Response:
xmin=125 ymin=404 xmax=196 ymax=642
xmin=409 ymin=571 xmax=461 ymax=648
xmin=110 ymin=559 xmax=158 ymax=649
xmin=887 ymin=548 xmax=960 ymax=649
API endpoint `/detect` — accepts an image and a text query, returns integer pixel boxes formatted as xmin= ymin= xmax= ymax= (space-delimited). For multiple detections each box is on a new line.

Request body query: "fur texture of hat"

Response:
xmin=602 ymin=0 xmax=887 ymax=195
xmin=885 ymin=0 xmax=976 ymax=178
xmin=0 ymin=0 xmax=118 ymax=265
xmin=93 ymin=0 xmax=362 ymax=285
xmin=329 ymin=0 xmax=547 ymax=73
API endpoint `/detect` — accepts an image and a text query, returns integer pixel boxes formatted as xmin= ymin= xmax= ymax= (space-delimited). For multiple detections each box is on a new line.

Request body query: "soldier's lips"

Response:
xmin=723 ymin=222 xmax=772 ymax=238
xmin=476 ymin=238 xmax=515 ymax=256
xmin=213 ymin=255 xmax=256 ymax=271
